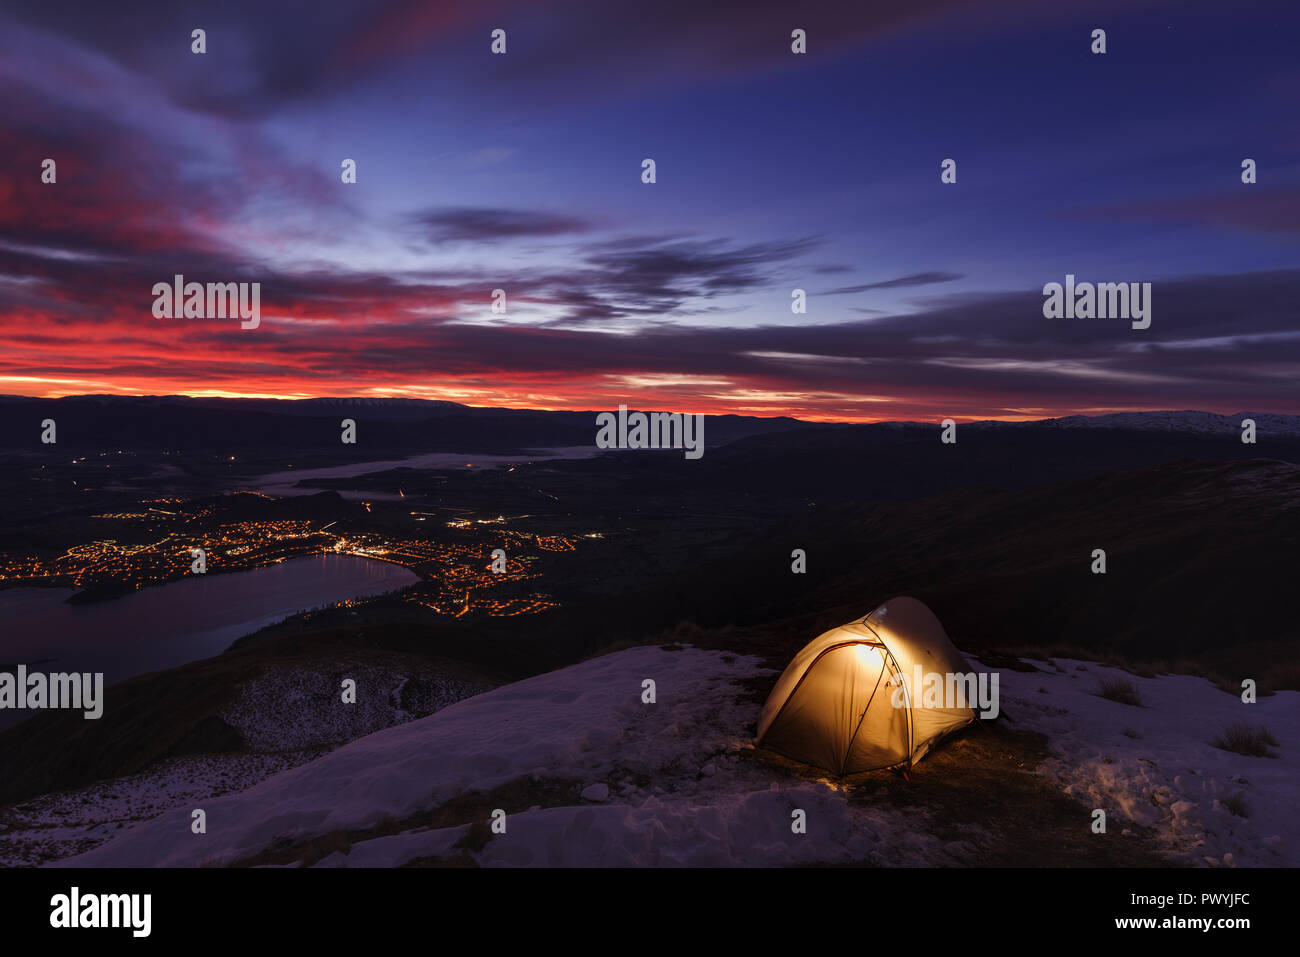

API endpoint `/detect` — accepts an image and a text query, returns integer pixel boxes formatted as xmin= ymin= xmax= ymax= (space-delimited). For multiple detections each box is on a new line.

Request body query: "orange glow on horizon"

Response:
xmin=0 ymin=376 xmax=1217 ymax=425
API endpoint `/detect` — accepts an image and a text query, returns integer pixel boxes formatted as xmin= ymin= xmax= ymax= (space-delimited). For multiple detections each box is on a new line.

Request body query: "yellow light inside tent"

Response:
xmin=852 ymin=643 xmax=879 ymax=665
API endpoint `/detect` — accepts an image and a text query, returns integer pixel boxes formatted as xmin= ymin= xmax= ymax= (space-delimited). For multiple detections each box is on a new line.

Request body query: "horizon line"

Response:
xmin=0 ymin=391 xmax=1290 ymax=428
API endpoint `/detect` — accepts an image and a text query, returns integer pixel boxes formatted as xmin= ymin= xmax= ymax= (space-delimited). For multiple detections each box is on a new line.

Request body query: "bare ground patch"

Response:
xmin=751 ymin=720 xmax=1169 ymax=866
xmin=232 ymin=775 xmax=584 ymax=868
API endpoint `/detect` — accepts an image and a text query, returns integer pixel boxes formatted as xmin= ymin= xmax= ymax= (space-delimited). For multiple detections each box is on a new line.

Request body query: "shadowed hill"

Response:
xmin=0 ymin=624 xmax=502 ymax=806
xmin=620 ymin=458 xmax=1300 ymax=685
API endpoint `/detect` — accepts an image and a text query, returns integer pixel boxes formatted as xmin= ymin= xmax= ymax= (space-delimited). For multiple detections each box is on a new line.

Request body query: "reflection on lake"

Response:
xmin=0 ymin=554 xmax=419 ymax=726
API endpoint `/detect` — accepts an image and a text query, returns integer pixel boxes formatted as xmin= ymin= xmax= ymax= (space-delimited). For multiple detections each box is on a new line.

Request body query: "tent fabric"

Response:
xmin=756 ymin=597 xmax=975 ymax=774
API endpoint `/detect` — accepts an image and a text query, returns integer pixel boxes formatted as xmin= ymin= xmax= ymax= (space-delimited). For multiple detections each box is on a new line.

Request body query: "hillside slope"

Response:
xmin=51 ymin=645 xmax=1295 ymax=868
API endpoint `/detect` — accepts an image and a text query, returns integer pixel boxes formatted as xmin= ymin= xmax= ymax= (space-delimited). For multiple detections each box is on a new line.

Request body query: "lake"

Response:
xmin=0 ymin=554 xmax=420 ymax=727
xmin=249 ymin=446 xmax=601 ymax=498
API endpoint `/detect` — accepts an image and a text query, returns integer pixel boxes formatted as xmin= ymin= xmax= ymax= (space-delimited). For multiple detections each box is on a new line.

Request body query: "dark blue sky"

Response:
xmin=1 ymin=0 xmax=1297 ymax=419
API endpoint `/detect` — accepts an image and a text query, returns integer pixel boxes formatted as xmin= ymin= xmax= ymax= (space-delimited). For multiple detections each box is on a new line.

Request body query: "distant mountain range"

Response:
xmin=0 ymin=394 xmax=820 ymax=453
xmin=2 ymin=395 xmax=1298 ymax=453
xmin=971 ymin=410 xmax=1300 ymax=436
xmin=806 ymin=410 xmax=1300 ymax=436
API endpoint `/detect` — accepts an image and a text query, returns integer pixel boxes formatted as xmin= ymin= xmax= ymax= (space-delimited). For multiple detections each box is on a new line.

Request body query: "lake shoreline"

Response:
xmin=0 ymin=555 xmax=422 ymax=702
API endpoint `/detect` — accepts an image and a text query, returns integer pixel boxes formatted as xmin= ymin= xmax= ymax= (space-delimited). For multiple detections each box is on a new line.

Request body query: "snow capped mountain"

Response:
xmin=835 ymin=410 xmax=1300 ymax=435
xmin=924 ymin=410 xmax=1300 ymax=435
xmin=1039 ymin=411 xmax=1300 ymax=435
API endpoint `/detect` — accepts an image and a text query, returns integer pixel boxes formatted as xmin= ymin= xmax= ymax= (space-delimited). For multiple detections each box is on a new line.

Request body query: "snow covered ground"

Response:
xmin=53 ymin=647 xmax=962 ymax=867
xmin=983 ymin=655 xmax=1298 ymax=867
xmin=50 ymin=644 xmax=1298 ymax=868
xmin=0 ymin=659 xmax=490 ymax=866
xmin=0 ymin=750 xmax=330 ymax=867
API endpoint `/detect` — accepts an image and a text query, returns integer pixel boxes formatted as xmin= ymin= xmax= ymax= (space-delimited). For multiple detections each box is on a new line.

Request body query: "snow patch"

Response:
xmin=981 ymin=655 xmax=1300 ymax=867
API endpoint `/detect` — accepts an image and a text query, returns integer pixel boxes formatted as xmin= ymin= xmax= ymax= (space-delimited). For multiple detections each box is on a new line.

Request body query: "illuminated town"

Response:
xmin=0 ymin=492 xmax=586 ymax=622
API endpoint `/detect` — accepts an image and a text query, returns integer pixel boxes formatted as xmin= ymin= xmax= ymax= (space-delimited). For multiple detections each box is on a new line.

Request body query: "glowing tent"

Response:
xmin=756 ymin=597 xmax=976 ymax=775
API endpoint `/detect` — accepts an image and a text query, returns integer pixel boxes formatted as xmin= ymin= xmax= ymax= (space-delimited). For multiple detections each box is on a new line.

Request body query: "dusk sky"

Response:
xmin=1 ymin=0 xmax=1297 ymax=421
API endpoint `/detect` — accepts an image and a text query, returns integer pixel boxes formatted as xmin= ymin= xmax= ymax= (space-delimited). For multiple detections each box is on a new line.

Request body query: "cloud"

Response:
xmin=3 ymin=0 xmax=1130 ymax=118
xmin=1088 ymin=187 xmax=1300 ymax=236
xmin=5 ymin=251 xmax=1299 ymax=420
xmin=1 ymin=0 xmax=1293 ymax=423
xmin=410 ymin=207 xmax=592 ymax=244
xmin=823 ymin=271 xmax=964 ymax=295
xmin=523 ymin=235 xmax=823 ymax=325
xmin=0 ymin=0 xmax=479 ymax=119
